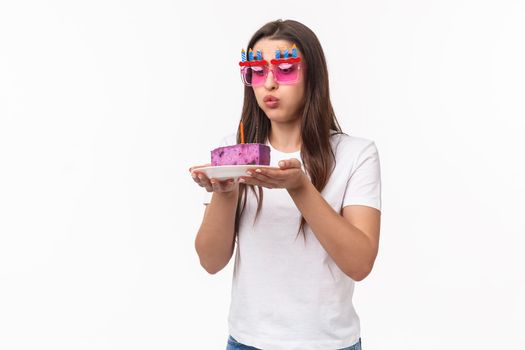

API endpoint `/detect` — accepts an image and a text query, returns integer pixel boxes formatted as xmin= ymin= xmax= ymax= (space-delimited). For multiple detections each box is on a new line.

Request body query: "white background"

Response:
xmin=1 ymin=1 xmax=524 ymax=349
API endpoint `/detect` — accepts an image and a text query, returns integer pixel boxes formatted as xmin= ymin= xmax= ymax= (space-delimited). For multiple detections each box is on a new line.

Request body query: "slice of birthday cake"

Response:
xmin=211 ymin=143 xmax=270 ymax=166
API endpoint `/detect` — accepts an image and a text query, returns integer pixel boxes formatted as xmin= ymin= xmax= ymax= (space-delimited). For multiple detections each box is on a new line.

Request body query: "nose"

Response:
xmin=264 ymin=69 xmax=278 ymax=90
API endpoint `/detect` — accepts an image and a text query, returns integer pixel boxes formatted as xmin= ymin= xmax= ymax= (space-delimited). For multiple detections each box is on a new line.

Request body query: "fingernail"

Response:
xmin=239 ymin=178 xmax=246 ymax=183
xmin=255 ymin=169 xmax=261 ymax=173
xmin=246 ymin=171 xmax=252 ymax=175
xmin=279 ymin=161 xmax=284 ymax=167
xmin=191 ymin=173 xmax=197 ymax=178
xmin=210 ymin=179 xmax=216 ymax=184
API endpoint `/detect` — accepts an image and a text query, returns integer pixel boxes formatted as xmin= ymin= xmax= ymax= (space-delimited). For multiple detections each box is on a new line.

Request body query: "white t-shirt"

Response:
xmin=203 ymin=132 xmax=381 ymax=350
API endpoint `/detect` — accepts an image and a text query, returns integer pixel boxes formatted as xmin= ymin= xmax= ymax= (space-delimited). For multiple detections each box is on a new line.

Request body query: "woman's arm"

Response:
xmin=288 ymin=178 xmax=381 ymax=281
xmin=192 ymin=168 xmax=239 ymax=275
xmin=240 ymin=159 xmax=381 ymax=281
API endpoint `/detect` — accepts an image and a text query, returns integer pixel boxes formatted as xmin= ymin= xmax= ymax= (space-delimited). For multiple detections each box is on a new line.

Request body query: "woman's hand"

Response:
xmin=239 ymin=158 xmax=308 ymax=192
xmin=189 ymin=164 xmax=238 ymax=193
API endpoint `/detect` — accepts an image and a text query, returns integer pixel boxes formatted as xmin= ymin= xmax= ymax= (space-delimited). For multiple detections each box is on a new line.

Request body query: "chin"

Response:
xmin=262 ymin=108 xmax=285 ymax=119
xmin=266 ymin=111 xmax=300 ymax=125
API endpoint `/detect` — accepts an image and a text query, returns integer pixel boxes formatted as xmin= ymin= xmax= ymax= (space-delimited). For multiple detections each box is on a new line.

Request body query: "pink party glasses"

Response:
xmin=239 ymin=47 xmax=303 ymax=87
xmin=240 ymin=61 xmax=302 ymax=87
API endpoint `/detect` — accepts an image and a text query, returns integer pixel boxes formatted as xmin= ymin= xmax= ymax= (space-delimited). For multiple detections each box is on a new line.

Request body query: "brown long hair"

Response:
xmin=235 ymin=19 xmax=345 ymax=239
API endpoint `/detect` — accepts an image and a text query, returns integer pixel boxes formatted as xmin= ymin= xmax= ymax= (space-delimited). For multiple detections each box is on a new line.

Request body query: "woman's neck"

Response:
xmin=268 ymin=120 xmax=302 ymax=153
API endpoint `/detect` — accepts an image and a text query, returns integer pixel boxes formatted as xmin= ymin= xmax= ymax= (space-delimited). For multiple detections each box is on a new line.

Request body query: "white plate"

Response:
xmin=196 ymin=165 xmax=278 ymax=180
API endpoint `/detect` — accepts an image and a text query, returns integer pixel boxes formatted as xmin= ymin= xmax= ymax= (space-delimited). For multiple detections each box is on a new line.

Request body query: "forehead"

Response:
xmin=252 ymin=38 xmax=299 ymax=57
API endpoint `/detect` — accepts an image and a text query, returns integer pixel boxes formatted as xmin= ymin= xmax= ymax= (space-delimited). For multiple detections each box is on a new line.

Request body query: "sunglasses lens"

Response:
xmin=249 ymin=66 xmax=267 ymax=86
xmin=274 ymin=63 xmax=300 ymax=84
xmin=240 ymin=63 xmax=300 ymax=86
xmin=241 ymin=66 xmax=267 ymax=86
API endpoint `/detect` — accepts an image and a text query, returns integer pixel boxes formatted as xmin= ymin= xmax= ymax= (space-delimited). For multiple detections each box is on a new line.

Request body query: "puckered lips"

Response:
xmin=263 ymin=95 xmax=280 ymax=108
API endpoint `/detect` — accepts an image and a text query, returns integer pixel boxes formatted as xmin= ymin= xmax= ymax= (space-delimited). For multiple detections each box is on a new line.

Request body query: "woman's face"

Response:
xmin=251 ymin=38 xmax=305 ymax=124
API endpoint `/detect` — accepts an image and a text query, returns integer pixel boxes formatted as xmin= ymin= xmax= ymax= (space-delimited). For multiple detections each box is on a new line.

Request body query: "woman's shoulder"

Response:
xmin=330 ymin=131 xmax=377 ymax=155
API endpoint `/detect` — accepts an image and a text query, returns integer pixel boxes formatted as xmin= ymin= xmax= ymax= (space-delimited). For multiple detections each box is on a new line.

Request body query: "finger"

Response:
xmin=198 ymin=176 xmax=212 ymax=192
xmin=238 ymin=176 xmax=256 ymax=186
xmin=240 ymin=175 xmax=277 ymax=189
xmin=192 ymin=175 xmax=204 ymax=186
xmin=210 ymin=178 xmax=220 ymax=192
xmin=191 ymin=170 xmax=203 ymax=181
xmin=218 ymin=178 xmax=235 ymax=191
xmin=278 ymin=158 xmax=301 ymax=169
xmin=250 ymin=167 xmax=282 ymax=179
xmin=197 ymin=173 xmax=212 ymax=189
xmin=191 ymin=172 xmax=206 ymax=187
xmin=248 ymin=169 xmax=283 ymax=187
xmin=211 ymin=178 xmax=234 ymax=192
xmin=249 ymin=169 xmax=274 ymax=182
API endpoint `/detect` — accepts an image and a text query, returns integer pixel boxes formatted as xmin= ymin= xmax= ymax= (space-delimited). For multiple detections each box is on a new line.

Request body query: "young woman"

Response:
xmin=190 ymin=19 xmax=381 ymax=350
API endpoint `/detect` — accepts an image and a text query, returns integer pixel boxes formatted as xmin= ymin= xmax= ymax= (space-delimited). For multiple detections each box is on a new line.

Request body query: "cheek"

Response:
xmin=253 ymin=87 xmax=265 ymax=103
xmin=283 ymin=86 xmax=305 ymax=109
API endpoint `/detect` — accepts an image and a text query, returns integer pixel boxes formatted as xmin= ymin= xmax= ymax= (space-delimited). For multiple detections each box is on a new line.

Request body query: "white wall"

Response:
xmin=1 ymin=1 xmax=524 ymax=349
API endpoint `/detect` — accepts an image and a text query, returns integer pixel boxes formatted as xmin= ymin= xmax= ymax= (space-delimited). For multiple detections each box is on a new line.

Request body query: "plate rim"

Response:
xmin=196 ymin=164 xmax=280 ymax=180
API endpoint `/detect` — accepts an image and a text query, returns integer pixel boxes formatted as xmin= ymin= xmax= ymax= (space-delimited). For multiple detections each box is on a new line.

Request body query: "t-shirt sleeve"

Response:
xmin=342 ymin=141 xmax=382 ymax=211
xmin=202 ymin=134 xmax=235 ymax=205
